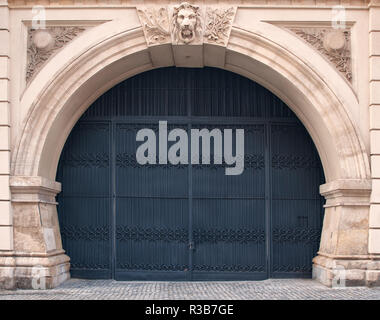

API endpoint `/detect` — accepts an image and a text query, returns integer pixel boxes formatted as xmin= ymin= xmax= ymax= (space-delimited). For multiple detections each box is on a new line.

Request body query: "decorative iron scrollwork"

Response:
xmin=115 ymin=153 xmax=139 ymax=168
xmin=272 ymin=228 xmax=321 ymax=244
xmin=194 ymin=228 xmax=265 ymax=244
xmin=193 ymin=264 xmax=265 ymax=272
xmin=117 ymin=263 xmax=188 ymax=271
xmin=63 ymin=153 xmax=109 ymax=168
xmin=60 ymin=225 xmax=110 ymax=241
xmin=116 ymin=227 xmax=189 ymax=243
xmin=245 ymin=154 xmax=265 ymax=170
xmin=192 ymin=154 xmax=264 ymax=170
xmin=272 ymin=264 xmax=312 ymax=273
xmin=272 ymin=154 xmax=320 ymax=170
xmin=116 ymin=153 xmax=187 ymax=169
xmin=115 ymin=227 xmax=266 ymax=244
xmin=70 ymin=262 xmax=109 ymax=270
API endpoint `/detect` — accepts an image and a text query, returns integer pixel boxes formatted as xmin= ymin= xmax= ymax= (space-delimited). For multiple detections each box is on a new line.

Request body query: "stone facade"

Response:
xmin=0 ymin=0 xmax=379 ymax=289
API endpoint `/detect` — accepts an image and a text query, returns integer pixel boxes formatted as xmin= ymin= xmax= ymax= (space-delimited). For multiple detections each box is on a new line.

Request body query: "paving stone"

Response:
xmin=0 ymin=279 xmax=380 ymax=300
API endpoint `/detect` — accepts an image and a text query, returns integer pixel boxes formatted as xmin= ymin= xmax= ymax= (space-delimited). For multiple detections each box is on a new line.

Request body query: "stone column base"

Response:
xmin=313 ymin=254 xmax=380 ymax=287
xmin=0 ymin=251 xmax=70 ymax=289
xmin=1 ymin=176 xmax=71 ymax=289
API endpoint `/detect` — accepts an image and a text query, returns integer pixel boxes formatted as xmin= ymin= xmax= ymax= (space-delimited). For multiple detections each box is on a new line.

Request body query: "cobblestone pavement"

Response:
xmin=0 ymin=279 xmax=380 ymax=300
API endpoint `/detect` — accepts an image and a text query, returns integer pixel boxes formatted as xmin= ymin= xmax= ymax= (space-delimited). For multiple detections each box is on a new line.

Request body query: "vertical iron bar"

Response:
xmin=188 ymin=122 xmax=193 ymax=280
xmin=265 ymin=123 xmax=272 ymax=279
xmin=187 ymin=76 xmax=194 ymax=280
xmin=111 ymin=119 xmax=116 ymax=279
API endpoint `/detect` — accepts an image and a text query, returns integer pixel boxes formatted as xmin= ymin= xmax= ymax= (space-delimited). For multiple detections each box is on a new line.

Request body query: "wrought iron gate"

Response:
xmin=57 ymin=67 xmax=324 ymax=280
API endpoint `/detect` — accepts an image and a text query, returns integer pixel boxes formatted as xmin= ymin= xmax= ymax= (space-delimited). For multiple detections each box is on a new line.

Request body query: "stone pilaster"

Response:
xmin=2 ymin=176 xmax=70 ymax=289
xmin=0 ymin=0 xmax=13 ymax=289
xmin=369 ymin=2 xmax=380 ymax=263
xmin=312 ymin=179 xmax=380 ymax=287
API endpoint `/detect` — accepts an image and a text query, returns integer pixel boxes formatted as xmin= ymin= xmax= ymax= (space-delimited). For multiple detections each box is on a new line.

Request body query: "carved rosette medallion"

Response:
xmin=26 ymin=26 xmax=86 ymax=83
xmin=204 ymin=7 xmax=236 ymax=46
xmin=288 ymin=27 xmax=352 ymax=82
xmin=137 ymin=7 xmax=171 ymax=46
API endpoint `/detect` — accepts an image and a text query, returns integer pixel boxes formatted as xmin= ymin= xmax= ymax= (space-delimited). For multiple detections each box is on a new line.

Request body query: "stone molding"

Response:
xmin=320 ymin=179 xmax=372 ymax=207
xmin=26 ymin=26 xmax=86 ymax=83
xmin=10 ymin=176 xmax=61 ymax=204
xmin=6 ymin=1 xmax=371 ymax=8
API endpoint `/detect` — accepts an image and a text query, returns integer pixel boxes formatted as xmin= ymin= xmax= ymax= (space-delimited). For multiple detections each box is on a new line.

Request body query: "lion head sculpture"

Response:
xmin=172 ymin=2 xmax=202 ymax=44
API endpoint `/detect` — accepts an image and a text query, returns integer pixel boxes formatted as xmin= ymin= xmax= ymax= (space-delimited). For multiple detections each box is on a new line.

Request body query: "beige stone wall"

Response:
xmin=0 ymin=0 xmax=12 ymax=252
xmin=369 ymin=2 xmax=380 ymax=254
xmin=0 ymin=0 xmax=378 ymax=288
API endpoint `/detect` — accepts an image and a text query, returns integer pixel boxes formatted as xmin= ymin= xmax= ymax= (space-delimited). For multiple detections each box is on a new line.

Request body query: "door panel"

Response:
xmin=114 ymin=123 xmax=190 ymax=280
xmin=270 ymin=124 xmax=324 ymax=277
xmin=192 ymin=199 xmax=266 ymax=279
xmin=191 ymin=124 xmax=266 ymax=279
xmin=57 ymin=122 xmax=112 ymax=279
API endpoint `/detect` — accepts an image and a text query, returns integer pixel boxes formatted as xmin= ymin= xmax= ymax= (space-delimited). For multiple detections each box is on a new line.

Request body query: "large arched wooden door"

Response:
xmin=56 ymin=67 xmax=325 ymax=280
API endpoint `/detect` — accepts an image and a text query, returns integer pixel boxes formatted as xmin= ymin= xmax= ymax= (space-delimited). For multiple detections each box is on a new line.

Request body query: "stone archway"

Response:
xmin=6 ymin=5 xmax=374 ymax=288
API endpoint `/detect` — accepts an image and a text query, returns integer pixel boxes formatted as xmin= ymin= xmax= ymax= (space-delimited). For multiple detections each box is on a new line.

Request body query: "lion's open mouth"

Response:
xmin=180 ymin=27 xmax=194 ymax=43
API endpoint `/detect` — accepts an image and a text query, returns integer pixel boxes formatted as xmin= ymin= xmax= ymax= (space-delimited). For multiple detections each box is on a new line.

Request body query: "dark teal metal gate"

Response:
xmin=57 ymin=67 xmax=325 ymax=280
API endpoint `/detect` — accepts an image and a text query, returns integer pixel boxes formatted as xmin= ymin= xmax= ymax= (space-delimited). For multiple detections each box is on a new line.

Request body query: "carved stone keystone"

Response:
xmin=137 ymin=2 xmax=237 ymax=68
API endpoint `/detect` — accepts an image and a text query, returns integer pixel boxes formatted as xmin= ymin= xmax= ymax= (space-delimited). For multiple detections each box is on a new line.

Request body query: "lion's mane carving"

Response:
xmin=172 ymin=2 xmax=202 ymax=44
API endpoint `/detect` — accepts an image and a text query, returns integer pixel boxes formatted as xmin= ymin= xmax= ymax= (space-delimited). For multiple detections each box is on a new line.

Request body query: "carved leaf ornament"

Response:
xmin=26 ymin=26 xmax=85 ymax=82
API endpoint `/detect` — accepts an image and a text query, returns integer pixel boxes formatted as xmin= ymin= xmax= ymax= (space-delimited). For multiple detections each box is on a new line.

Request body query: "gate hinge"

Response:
xmin=189 ymin=241 xmax=195 ymax=250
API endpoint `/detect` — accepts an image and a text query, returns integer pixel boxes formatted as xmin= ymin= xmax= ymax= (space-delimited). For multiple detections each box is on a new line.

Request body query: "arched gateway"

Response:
xmin=5 ymin=13 xmax=375 ymax=289
xmin=56 ymin=67 xmax=325 ymax=280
